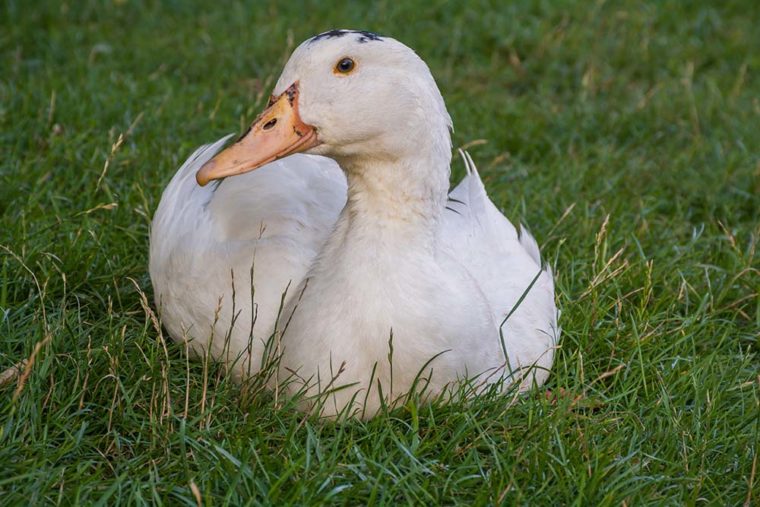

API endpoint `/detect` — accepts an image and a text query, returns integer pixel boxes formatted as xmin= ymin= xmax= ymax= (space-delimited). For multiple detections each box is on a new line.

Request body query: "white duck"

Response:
xmin=150 ymin=30 xmax=558 ymax=418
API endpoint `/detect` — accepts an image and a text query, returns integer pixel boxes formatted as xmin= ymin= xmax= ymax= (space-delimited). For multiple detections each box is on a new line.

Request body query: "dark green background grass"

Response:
xmin=1 ymin=0 xmax=758 ymax=504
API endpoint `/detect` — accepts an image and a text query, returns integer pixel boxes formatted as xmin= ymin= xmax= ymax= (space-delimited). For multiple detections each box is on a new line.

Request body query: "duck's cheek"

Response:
xmin=303 ymin=122 xmax=354 ymax=155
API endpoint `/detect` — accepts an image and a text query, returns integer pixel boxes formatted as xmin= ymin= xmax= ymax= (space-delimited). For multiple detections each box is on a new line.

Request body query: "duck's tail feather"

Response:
xmin=516 ymin=223 xmax=542 ymax=266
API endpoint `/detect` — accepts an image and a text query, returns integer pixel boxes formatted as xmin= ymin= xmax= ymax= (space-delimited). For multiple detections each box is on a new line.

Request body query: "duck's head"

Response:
xmin=197 ymin=30 xmax=452 ymax=186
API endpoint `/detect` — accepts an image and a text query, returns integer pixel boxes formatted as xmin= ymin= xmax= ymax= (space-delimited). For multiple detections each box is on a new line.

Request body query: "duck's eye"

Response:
xmin=335 ymin=57 xmax=355 ymax=74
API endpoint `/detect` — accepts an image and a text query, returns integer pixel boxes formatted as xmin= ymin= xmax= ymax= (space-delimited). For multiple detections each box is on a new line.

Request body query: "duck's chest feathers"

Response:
xmin=296 ymin=228 xmax=443 ymax=342
xmin=277 ymin=214 xmax=500 ymax=395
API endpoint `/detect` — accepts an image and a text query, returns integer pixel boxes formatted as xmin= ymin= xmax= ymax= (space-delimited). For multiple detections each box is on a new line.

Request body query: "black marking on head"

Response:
xmin=310 ymin=29 xmax=383 ymax=44
xmin=311 ymin=29 xmax=350 ymax=42
xmin=355 ymin=30 xmax=382 ymax=43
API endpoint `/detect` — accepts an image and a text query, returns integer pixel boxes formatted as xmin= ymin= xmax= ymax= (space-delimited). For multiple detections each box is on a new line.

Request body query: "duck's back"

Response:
xmin=149 ymin=136 xmax=346 ymax=377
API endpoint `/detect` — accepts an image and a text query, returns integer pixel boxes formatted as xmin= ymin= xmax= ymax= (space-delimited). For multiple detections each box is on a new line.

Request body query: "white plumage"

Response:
xmin=150 ymin=30 xmax=558 ymax=417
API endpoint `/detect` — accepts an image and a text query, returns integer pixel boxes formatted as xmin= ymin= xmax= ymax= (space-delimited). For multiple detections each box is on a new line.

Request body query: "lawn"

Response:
xmin=1 ymin=0 xmax=758 ymax=504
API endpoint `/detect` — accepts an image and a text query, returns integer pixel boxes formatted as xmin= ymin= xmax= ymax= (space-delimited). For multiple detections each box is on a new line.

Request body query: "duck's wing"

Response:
xmin=442 ymin=151 xmax=559 ymax=385
xmin=151 ymin=135 xmax=346 ymax=259
xmin=149 ymin=136 xmax=346 ymax=370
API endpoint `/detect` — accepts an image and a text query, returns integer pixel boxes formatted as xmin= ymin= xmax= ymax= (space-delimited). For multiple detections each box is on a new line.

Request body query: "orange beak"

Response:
xmin=196 ymin=82 xmax=319 ymax=186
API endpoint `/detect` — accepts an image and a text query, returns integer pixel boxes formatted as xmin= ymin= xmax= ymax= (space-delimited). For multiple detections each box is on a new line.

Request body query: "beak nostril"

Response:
xmin=263 ymin=118 xmax=278 ymax=131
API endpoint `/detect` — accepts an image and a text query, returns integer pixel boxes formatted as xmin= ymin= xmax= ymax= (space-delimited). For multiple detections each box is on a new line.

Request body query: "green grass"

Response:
xmin=1 ymin=0 xmax=758 ymax=504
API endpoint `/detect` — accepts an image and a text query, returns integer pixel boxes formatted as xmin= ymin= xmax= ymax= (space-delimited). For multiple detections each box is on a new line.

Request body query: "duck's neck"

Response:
xmin=334 ymin=145 xmax=451 ymax=252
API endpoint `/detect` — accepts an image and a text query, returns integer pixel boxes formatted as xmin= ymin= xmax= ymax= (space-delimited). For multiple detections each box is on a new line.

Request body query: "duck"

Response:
xmin=149 ymin=29 xmax=559 ymax=418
